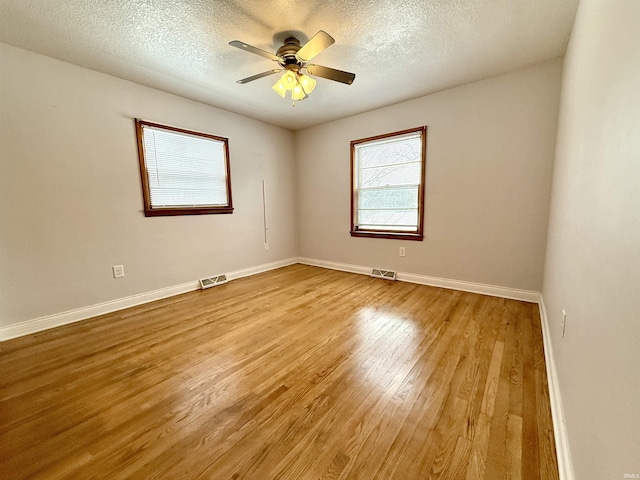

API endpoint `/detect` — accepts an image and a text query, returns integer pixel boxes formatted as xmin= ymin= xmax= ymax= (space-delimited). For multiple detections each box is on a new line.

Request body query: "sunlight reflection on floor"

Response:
xmin=353 ymin=307 xmax=421 ymax=393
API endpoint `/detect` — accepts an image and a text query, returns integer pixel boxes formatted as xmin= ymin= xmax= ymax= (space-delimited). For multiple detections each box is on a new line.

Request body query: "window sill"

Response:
xmin=350 ymin=230 xmax=423 ymax=241
xmin=144 ymin=207 xmax=234 ymax=217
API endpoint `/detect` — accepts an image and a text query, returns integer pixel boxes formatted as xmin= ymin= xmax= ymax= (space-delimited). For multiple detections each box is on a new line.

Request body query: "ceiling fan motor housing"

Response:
xmin=277 ymin=37 xmax=302 ymax=67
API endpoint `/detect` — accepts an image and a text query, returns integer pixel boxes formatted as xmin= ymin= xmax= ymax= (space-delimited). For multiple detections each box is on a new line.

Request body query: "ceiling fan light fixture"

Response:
xmin=292 ymin=83 xmax=307 ymax=101
xmin=298 ymin=74 xmax=317 ymax=94
xmin=281 ymin=70 xmax=297 ymax=90
xmin=272 ymin=79 xmax=287 ymax=97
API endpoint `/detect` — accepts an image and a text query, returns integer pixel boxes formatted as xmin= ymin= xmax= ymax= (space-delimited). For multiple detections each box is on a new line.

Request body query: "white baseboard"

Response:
xmin=0 ymin=257 xmax=298 ymax=342
xmin=297 ymin=257 xmax=540 ymax=303
xmin=538 ymin=296 xmax=574 ymax=480
xmin=0 ymin=280 xmax=199 ymax=342
xmin=298 ymin=257 xmax=371 ymax=276
xmin=226 ymin=257 xmax=298 ymax=281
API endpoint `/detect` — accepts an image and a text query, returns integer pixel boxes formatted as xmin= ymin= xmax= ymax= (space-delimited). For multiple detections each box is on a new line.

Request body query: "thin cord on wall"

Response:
xmin=262 ymin=179 xmax=268 ymax=246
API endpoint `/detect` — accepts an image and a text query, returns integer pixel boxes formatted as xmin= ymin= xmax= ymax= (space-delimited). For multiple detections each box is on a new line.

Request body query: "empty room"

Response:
xmin=1 ymin=0 xmax=638 ymax=479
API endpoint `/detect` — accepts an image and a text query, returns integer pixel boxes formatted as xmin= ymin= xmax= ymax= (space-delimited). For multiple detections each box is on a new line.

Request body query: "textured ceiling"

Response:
xmin=0 ymin=0 xmax=578 ymax=130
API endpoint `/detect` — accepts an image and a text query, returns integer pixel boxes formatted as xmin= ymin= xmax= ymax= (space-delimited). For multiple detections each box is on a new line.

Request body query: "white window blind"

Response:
xmin=141 ymin=125 xmax=229 ymax=208
xmin=354 ymin=131 xmax=423 ymax=232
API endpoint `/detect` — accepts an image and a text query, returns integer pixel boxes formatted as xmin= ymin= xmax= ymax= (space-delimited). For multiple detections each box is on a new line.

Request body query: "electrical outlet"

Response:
xmin=112 ymin=265 xmax=125 ymax=278
xmin=562 ymin=309 xmax=567 ymax=337
xmin=264 ymin=243 xmax=269 ymax=251
xmin=399 ymin=247 xmax=406 ymax=257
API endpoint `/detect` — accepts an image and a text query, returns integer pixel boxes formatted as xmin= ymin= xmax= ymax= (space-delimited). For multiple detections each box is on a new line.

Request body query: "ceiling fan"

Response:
xmin=229 ymin=31 xmax=356 ymax=103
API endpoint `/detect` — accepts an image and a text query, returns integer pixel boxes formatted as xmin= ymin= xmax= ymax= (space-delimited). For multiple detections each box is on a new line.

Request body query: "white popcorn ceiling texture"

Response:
xmin=0 ymin=0 xmax=578 ymax=130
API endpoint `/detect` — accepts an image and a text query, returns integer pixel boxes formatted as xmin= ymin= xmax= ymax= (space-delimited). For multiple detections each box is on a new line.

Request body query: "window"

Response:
xmin=135 ymin=119 xmax=233 ymax=217
xmin=351 ymin=126 xmax=427 ymax=240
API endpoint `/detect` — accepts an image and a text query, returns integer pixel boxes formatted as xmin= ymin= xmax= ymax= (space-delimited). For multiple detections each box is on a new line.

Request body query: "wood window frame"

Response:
xmin=350 ymin=126 xmax=427 ymax=241
xmin=135 ymin=119 xmax=234 ymax=217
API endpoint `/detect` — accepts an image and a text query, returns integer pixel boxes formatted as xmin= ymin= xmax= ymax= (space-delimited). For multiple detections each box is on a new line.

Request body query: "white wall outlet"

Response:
xmin=264 ymin=243 xmax=269 ymax=251
xmin=399 ymin=247 xmax=406 ymax=257
xmin=562 ymin=309 xmax=567 ymax=337
xmin=112 ymin=265 xmax=125 ymax=278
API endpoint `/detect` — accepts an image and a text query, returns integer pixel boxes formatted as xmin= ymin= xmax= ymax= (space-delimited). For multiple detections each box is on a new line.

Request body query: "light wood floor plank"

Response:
xmin=522 ymin=302 xmax=541 ymax=479
xmin=465 ymin=412 xmax=493 ymax=480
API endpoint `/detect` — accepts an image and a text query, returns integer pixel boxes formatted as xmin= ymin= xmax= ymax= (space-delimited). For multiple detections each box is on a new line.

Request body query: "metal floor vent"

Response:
xmin=199 ymin=274 xmax=228 ymax=289
xmin=370 ymin=268 xmax=397 ymax=281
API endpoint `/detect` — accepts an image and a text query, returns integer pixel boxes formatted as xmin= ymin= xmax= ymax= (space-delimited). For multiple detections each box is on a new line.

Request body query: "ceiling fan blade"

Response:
xmin=296 ymin=31 xmax=335 ymax=62
xmin=236 ymin=69 xmax=282 ymax=84
xmin=306 ymin=64 xmax=356 ymax=85
xmin=229 ymin=40 xmax=280 ymax=62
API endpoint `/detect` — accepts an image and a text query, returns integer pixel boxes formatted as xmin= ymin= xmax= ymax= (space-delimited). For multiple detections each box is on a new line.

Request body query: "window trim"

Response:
xmin=350 ymin=126 xmax=427 ymax=241
xmin=135 ymin=119 xmax=234 ymax=217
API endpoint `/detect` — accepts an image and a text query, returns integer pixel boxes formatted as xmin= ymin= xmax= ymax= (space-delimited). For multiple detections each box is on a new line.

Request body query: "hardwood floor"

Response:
xmin=0 ymin=264 xmax=558 ymax=479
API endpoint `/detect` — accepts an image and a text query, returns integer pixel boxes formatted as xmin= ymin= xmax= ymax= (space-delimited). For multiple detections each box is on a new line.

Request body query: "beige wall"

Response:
xmin=295 ymin=60 xmax=562 ymax=291
xmin=0 ymin=43 xmax=297 ymax=327
xmin=542 ymin=1 xmax=640 ymax=478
